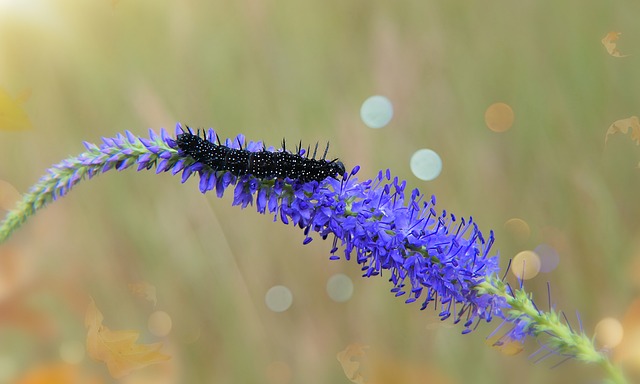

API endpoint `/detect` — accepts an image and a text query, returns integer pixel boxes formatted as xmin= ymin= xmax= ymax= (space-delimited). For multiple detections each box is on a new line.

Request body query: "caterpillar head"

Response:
xmin=330 ymin=160 xmax=346 ymax=179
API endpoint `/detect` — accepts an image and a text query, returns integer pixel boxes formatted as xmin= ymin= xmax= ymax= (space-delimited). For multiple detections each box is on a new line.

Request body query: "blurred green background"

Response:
xmin=0 ymin=0 xmax=639 ymax=383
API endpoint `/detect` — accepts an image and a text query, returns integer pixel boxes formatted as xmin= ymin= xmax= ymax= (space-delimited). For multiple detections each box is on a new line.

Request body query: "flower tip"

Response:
xmin=180 ymin=167 xmax=194 ymax=183
xmin=125 ymin=130 xmax=137 ymax=144
xmin=147 ymin=128 xmax=158 ymax=141
xmin=166 ymin=138 xmax=177 ymax=148
xmin=175 ymin=122 xmax=183 ymax=135
xmin=171 ymin=159 xmax=185 ymax=175
xmin=160 ymin=127 xmax=170 ymax=142
xmin=139 ymin=137 xmax=153 ymax=149
xmin=198 ymin=174 xmax=209 ymax=193
xmin=350 ymin=165 xmax=360 ymax=176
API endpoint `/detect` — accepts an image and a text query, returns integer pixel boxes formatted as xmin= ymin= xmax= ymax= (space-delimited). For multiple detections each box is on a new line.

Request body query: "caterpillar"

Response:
xmin=175 ymin=128 xmax=346 ymax=183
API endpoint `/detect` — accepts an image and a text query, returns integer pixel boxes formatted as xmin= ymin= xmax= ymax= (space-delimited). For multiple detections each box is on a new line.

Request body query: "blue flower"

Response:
xmin=0 ymin=123 xmax=514 ymax=335
xmin=168 ymin=124 xmax=504 ymax=334
xmin=0 ymin=127 xmax=588 ymax=331
xmin=0 ymin=124 xmax=630 ymax=382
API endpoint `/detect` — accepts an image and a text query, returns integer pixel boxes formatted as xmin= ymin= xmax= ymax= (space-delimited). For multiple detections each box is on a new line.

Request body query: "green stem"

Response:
xmin=475 ymin=276 xmax=627 ymax=384
xmin=0 ymin=136 xmax=175 ymax=243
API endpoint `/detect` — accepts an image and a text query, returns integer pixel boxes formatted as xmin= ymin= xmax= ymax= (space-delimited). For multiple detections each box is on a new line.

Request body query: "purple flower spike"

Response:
xmin=0 ymin=127 xmax=180 ymax=244
xmin=2 ymin=126 xmax=621 ymax=384
xmin=169 ymin=133 xmax=504 ymax=333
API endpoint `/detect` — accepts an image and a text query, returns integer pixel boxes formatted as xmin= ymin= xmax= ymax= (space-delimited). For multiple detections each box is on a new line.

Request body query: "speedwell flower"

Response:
xmin=0 ymin=123 xmax=628 ymax=383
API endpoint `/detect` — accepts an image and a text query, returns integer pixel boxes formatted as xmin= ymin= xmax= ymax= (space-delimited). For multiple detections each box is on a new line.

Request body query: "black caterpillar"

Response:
xmin=176 ymin=128 xmax=346 ymax=183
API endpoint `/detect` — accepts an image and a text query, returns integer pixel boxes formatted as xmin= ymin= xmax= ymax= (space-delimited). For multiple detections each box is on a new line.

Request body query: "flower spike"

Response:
xmin=0 ymin=126 xmax=629 ymax=384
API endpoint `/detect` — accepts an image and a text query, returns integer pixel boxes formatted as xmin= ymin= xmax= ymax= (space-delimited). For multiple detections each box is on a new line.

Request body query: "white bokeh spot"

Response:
xmin=326 ymin=273 xmax=354 ymax=302
xmin=410 ymin=149 xmax=442 ymax=181
xmin=360 ymin=95 xmax=393 ymax=129
xmin=265 ymin=285 xmax=293 ymax=312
